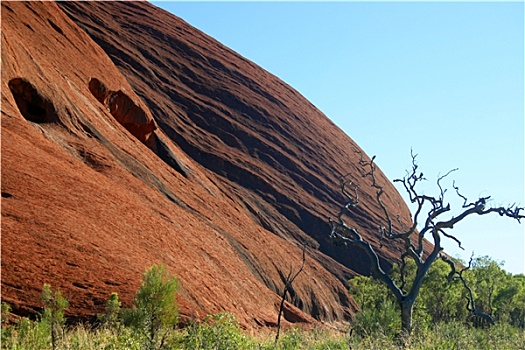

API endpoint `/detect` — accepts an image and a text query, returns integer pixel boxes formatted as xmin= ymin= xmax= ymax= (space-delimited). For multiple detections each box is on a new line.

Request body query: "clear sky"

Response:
xmin=152 ymin=1 xmax=524 ymax=275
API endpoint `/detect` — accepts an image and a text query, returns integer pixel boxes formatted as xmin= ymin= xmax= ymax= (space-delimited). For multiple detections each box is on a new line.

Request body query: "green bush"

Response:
xmin=99 ymin=292 xmax=122 ymax=330
xmin=40 ymin=284 xmax=68 ymax=350
xmin=274 ymin=327 xmax=303 ymax=349
xmin=1 ymin=302 xmax=13 ymax=347
xmin=2 ymin=317 xmax=52 ymax=350
xmin=121 ymin=264 xmax=179 ymax=350
xmin=179 ymin=313 xmax=253 ymax=350
xmin=62 ymin=325 xmax=143 ymax=350
xmin=348 ymin=275 xmax=400 ymax=337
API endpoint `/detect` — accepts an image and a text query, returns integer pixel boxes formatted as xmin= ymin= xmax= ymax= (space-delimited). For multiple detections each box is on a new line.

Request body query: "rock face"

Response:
xmin=2 ymin=1 xmax=416 ymax=327
xmin=88 ymin=77 xmax=157 ymax=145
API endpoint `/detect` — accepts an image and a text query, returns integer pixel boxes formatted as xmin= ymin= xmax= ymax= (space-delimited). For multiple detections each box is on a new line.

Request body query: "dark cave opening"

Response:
xmin=8 ymin=78 xmax=56 ymax=123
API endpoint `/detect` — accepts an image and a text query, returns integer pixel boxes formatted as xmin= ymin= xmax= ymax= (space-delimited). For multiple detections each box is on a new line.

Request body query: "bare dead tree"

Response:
xmin=329 ymin=151 xmax=524 ymax=335
xmin=275 ymin=243 xmax=306 ymax=345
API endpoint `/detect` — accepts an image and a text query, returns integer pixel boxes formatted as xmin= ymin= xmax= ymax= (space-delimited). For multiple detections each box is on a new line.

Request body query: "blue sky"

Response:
xmin=152 ymin=1 xmax=524 ymax=274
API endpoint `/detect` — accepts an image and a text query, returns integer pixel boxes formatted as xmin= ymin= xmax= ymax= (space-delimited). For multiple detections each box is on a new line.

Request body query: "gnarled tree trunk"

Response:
xmin=329 ymin=151 xmax=524 ymax=337
xmin=400 ymin=298 xmax=414 ymax=335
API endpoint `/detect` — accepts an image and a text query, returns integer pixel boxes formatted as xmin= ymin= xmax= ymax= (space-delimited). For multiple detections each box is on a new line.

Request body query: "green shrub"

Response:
xmin=348 ymin=276 xmax=400 ymax=337
xmin=274 ymin=327 xmax=303 ymax=349
xmin=62 ymin=325 xmax=143 ymax=350
xmin=179 ymin=313 xmax=253 ymax=350
xmin=40 ymin=284 xmax=68 ymax=350
xmin=1 ymin=302 xmax=12 ymax=325
xmin=121 ymin=264 xmax=179 ymax=350
xmin=1 ymin=302 xmax=13 ymax=347
xmin=266 ymin=327 xmax=350 ymax=350
xmin=351 ymin=302 xmax=400 ymax=338
xmin=99 ymin=292 xmax=122 ymax=330
xmin=2 ymin=317 xmax=52 ymax=350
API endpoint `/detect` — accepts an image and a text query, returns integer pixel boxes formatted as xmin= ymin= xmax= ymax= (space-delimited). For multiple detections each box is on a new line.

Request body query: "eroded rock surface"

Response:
xmin=88 ymin=77 xmax=156 ymax=145
xmin=2 ymin=1 xmax=424 ymax=328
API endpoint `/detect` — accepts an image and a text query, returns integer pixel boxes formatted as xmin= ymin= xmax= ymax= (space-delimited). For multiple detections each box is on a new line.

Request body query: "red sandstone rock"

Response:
xmin=1 ymin=1 xmax=427 ymax=328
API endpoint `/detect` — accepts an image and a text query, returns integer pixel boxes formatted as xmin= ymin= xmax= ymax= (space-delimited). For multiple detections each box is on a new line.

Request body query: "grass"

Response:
xmin=2 ymin=314 xmax=524 ymax=350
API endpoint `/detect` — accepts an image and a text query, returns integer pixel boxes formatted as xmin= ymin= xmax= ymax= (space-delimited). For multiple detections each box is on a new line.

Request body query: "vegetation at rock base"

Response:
xmin=120 ymin=264 xmax=179 ymax=350
xmin=2 ymin=259 xmax=525 ymax=349
xmin=330 ymin=152 xmax=524 ymax=335
xmin=2 ymin=157 xmax=524 ymax=349
xmin=98 ymin=292 xmax=121 ymax=330
xmin=2 ymin=314 xmax=524 ymax=349
xmin=348 ymin=256 xmax=525 ymax=338
xmin=40 ymin=284 xmax=69 ymax=350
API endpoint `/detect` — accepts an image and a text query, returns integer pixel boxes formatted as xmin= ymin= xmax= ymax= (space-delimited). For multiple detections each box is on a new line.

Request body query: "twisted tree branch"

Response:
xmin=440 ymin=254 xmax=495 ymax=326
xmin=329 ymin=150 xmax=524 ymax=334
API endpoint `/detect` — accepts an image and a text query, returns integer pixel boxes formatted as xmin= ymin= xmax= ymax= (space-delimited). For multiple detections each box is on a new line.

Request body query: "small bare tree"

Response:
xmin=329 ymin=151 xmax=523 ymax=335
xmin=275 ymin=243 xmax=306 ymax=345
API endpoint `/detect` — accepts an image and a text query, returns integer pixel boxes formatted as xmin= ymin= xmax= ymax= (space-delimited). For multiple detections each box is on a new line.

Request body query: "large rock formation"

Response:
xmin=2 ymin=1 xmax=416 ymax=327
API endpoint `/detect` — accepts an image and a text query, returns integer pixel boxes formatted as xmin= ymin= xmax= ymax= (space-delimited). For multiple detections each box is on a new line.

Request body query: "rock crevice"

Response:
xmin=88 ymin=77 xmax=156 ymax=144
xmin=8 ymin=77 xmax=57 ymax=123
xmin=88 ymin=77 xmax=189 ymax=177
